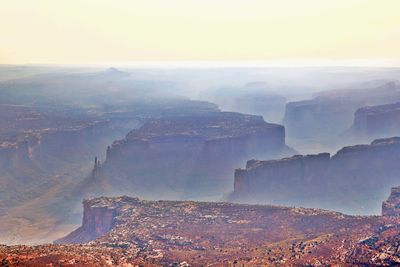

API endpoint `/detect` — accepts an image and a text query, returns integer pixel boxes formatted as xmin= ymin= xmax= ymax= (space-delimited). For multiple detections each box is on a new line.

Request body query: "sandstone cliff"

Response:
xmin=351 ymin=102 xmax=400 ymax=141
xmin=283 ymin=82 xmax=400 ymax=151
xmin=382 ymin=186 xmax=400 ymax=217
xmin=82 ymin=112 xmax=294 ymax=200
xmin=49 ymin=195 xmax=400 ymax=266
xmin=54 ymin=197 xmax=127 ymax=244
xmin=0 ymin=120 xmax=128 ymax=210
xmin=230 ymin=137 xmax=400 ymax=215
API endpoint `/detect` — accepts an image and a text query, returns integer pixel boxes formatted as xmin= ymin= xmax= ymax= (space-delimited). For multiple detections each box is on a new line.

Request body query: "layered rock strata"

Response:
xmin=85 ymin=112 xmax=294 ymax=200
xmin=231 ymin=137 xmax=400 ymax=214
xmin=352 ymin=102 xmax=400 ymax=141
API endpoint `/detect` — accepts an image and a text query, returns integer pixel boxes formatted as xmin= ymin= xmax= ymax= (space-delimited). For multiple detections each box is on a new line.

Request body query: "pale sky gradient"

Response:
xmin=1 ymin=0 xmax=400 ymax=65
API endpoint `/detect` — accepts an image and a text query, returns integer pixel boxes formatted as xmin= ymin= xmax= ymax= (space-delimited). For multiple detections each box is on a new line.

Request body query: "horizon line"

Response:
xmin=2 ymin=59 xmax=400 ymax=68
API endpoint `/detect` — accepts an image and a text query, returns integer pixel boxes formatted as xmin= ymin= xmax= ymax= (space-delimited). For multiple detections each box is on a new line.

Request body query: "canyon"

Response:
xmin=0 ymin=68 xmax=224 ymax=245
xmin=2 ymin=66 xmax=400 ymax=265
xmin=230 ymin=137 xmax=400 ymax=215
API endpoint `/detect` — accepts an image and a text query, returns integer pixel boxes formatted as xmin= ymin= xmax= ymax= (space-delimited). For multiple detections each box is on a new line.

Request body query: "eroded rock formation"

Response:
xmin=283 ymin=82 xmax=400 ymax=148
xmin=230 ymin=137 xmax=400 ymax=214
xmin=382 ymin=186 xmax=400 ymax=217
xmin=54 ymin=198 xmax=123 ymax=244
xmin=83 ymin=112 xmax=295 ymax=200
xmin=352 ymin=102 xmax=400 ymax=141
xmin=11 ymin=196 xmax=390 ymax=265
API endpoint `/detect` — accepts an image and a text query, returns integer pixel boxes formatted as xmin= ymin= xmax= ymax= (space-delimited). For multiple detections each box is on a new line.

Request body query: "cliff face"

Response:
xmin=352 ymin=102 xmax=400 ymax=141
xmin=283 ymin=82 xmax=400 ymax=142
xmin=0 ymin=121 xmax=113 ymax=166
xmin=86 ymin=112 xmax=294 ymax=200
xmin=382 ymin=186 xmax=400 ymax=217
xmin=0 ymin=121 xmax=127 ymax=209
xmin=50 ymin=195 xmax=400 ymax=266
xmin=231 ymin=137 xmax=400 ymax=215
xmin=54 ymin=198 xmax=124 ymax=244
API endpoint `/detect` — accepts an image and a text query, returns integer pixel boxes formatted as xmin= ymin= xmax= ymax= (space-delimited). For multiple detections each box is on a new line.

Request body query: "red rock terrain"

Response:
xmin=2 ymin=195 xmax=400 ymax=266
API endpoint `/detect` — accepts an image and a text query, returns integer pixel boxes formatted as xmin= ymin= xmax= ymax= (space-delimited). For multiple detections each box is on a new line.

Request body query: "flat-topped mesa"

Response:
xmin=108 ymin=112 xmax=287 ymax=160
xmin=382 ymin=186 xmax=400 ymax=217
xmin=230 ymin=137 xmax=400 ymax=215
xmin=283 ymin=82 xmax=400 ymax=140
xmin=6 ymin=195 xmax=400 ymax=266
xmin=91 ymin=112 xmax=294 ymax=199
xmin=55 ymin=195 xmax=351 ymax=246
xmin=55 ymin=196 xmax=139 ymax=244
xmin=233 ymin=153 xmax=331 ymax=196
xmin=352 ymin=102 xmax=400 ymax=141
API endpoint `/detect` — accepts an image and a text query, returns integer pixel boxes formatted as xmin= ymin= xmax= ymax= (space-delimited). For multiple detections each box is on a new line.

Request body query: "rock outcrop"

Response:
xmin=230 ymin=137 xmax=400 ymax=215
xmin=351 ymin=102 xmax=400 ymax=141
xmin=54 ymin=197 xmax=127 ymax=244
xmin=85 ymin=112 xmax=294 ymax=200
xmin=40 ymin=195 xmax=400 ymax=266
xmin=382 ymin=186 xmax=400 ymax=217
xmin=283 ymin=82 xmax=400 ymax=147
xmin=0 ymin=120 xmax=129 ymax=211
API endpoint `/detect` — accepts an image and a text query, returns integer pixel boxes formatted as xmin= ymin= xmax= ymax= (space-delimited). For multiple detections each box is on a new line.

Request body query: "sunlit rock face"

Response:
xmin=230 ymin=137 xmax=400 ymax=215
xmin=382 ymin=186 xmax=400 ymax=217
xmin=85 ymin=112 xmax=294 ymax=200
xmin=352 ymin=102 xmax=400 ymax=141
xmin=283 ymin=82 xmax=400 ymax=143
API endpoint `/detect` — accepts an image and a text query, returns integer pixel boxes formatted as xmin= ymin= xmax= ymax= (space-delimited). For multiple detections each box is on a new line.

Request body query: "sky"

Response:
xmin=1 ymin=0 xmax=400 ymax=65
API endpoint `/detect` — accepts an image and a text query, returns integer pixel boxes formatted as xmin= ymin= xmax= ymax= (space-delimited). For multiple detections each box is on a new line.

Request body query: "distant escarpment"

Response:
xmin=0 ymin=120 xmax=127 ymax=208
xmin=82 ymin=112 xmax=294 ymax=200
xmin=200 ymin=82 xmax=286 ymax=122
xmin=230 ymin=137 xmax=400 ymax=215
xmin=283 ymin=82 xmax=400 ymax=145
xmin=351 ymin=102 xmax=400 ymax=142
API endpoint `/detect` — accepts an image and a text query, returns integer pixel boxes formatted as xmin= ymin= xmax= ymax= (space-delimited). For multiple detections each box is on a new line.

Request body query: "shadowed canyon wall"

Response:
xmin=351 ymin=102 xmax=400 ymax=142
xmin=230 ymin=137 xmax=400 ymax=215
xmin=81 ymin=112 xmax=295 ymax=200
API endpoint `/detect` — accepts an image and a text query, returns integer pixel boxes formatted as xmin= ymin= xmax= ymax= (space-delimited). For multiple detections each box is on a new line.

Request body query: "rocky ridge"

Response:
xmin=2 ymin=195 xmax=400 ymax=266
xmin=283 ymin=81 xmax=400 ymax=151
xmin=230 ymin=137 xmax=400 ymax=214
xmin=352 ymin=102 xmax=400 ymax=141
xmin=82 ymin=112 xmax=294 ymax=200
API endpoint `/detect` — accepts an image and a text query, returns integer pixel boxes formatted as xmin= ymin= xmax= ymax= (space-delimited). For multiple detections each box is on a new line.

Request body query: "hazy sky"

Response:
xmin=1 ymin=0 xmax=400 ymax=65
